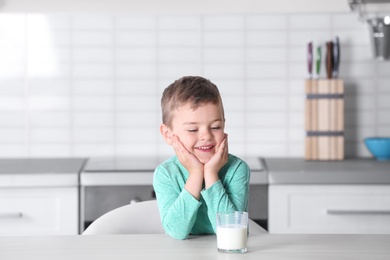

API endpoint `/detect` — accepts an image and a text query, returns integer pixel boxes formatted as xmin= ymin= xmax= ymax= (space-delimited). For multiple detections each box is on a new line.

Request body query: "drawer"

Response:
xmin=269 ymin=185 xmax=390 ymax=234
xmin=0 ymin=187 xmax=78 ymax=236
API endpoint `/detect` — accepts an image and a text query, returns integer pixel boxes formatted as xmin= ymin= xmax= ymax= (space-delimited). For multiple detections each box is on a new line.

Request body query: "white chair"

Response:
xmin=83 ymin=199 xmax=267 ymax=235
xmin=248 ymin=219 xmax=268 ymax=234
xmin=83 ymin=200 xmax=165 ymax=235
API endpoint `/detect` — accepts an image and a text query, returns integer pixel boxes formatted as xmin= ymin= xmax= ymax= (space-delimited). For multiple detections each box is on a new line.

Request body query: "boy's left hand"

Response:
xmin=204 ymin=134 xmax=229 ymax=188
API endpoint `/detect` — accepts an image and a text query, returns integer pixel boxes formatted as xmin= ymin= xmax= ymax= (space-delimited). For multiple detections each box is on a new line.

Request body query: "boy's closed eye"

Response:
xmin=187 ymin=126 xmax=221 ymax=132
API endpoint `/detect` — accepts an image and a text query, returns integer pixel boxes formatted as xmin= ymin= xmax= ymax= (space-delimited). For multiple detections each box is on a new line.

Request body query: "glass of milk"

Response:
xmin=216 ymin=211 xmax=248 ymax=253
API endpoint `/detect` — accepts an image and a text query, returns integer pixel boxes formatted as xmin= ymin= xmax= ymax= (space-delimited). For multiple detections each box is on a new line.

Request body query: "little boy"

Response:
xmin=153 ymin=76 xmax=250 ymax=240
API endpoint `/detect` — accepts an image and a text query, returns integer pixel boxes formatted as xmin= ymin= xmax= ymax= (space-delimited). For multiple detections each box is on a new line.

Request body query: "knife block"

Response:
xmin=304 ymin=79 xmax=344 ymax=161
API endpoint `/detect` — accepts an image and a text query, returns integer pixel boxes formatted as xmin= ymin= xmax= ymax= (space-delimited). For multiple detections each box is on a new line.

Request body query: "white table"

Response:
xmin=1 ymin=233 xmax=389 ymax=260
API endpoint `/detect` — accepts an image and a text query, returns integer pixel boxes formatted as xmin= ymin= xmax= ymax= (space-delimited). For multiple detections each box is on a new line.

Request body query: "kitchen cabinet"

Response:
xmin=0 ymin=187 xmax=78 ymax=236
xmin=3 ymin=156 xmax=388 ymax=235
xmin=266 ymin=158 xmax=390 ymax=234
xmin=269 ymin=185 xmax=390 ymax=234
xmin=0 ymin=158 xmax=86 ymax=236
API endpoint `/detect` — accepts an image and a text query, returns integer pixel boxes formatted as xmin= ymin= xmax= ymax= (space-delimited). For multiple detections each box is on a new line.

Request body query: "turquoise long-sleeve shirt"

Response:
xmin=153 ymin=154 xmax=250 ymax=240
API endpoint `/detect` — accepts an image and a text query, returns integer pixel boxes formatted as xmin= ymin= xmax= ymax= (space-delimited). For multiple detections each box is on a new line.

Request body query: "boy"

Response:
xmin=153 ymin=76 xmax=250 ymax=240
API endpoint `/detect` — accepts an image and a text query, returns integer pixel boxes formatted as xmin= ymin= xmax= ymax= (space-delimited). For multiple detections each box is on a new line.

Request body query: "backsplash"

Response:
xmin=0 ymin=13 xmax=389 ymax=158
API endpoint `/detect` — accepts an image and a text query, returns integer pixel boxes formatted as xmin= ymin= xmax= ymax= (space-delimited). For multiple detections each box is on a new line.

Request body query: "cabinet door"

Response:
xmin=0 ymin=187 xmax=78 ymax=236
xmin=269 ymin=185 xmax=390 ymax=234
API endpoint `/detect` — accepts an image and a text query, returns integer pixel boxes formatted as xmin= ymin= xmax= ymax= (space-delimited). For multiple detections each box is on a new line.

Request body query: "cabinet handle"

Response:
xmin=0 ymin=212 xmax=23 ymax=219
xmin=326 ymin=209 xmax=390 ymax=215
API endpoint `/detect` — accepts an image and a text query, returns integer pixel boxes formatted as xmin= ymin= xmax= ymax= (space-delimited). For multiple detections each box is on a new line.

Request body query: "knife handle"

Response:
xmin=332 ymin=36 xmax=340 ymax=78
xmin=308 ymin=42 xmax=313 ymax=78
xmin=316 ymin=46 xmax=321 ymax=78
xmin=326 ymin=41 xmax=333 ymax=79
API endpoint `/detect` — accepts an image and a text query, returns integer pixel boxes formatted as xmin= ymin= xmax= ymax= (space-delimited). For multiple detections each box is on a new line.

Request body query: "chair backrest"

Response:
xmin=83 ymin=199 xmax=267 ymax=235
xmin=83 ymin=200 xmax=165 ymax=235
xmin=248 ymin=219 xmax=268 ymax=235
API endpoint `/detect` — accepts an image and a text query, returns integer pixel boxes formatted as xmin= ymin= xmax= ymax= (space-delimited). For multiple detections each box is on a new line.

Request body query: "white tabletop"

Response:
xmin=1 ymin=233 xmax=389 ymax=260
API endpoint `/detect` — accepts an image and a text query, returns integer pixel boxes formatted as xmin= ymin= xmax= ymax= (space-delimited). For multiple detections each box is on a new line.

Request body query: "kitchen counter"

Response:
xmin=81 ymin=157 xmax=160 ymax=186
xmin=1 ymin=233 xmax=390 ymax=260
xmin=0 ymin=158 xmax=87 ymax=187
xmin=265 ymin=157 xmax=390 ymax=184
xmin=0 ymin=158 xmax=86 ymax=235
xmin=2 ymin=157 xmax=389 ymax=235
xmin=2 ymin=156 xmax=387 ymax=188
xmin=3 ymin=157 xmax=387 ymax=187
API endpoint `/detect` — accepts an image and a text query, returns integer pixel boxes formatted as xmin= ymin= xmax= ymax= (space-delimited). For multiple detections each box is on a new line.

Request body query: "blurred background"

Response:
xmin=0 ymin=0 xmax=388 ymax=159
xmin=1 ymin=0 xmax=389 ymax=236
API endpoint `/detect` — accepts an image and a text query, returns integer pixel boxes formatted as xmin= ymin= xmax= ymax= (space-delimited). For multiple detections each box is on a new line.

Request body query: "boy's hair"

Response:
xmin=161 ymin=76 xmax=224 ymax=127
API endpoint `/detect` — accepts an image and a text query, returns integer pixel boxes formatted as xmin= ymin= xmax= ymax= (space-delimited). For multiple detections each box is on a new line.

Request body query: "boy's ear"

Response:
xmin=160 ymin=124 xmax=173 ymax=145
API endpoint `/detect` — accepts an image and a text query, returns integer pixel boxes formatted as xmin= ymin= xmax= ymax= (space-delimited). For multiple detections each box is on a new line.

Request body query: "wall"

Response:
xmin=0 ymin=12 xmax=389 ymax=158
xmin=0 ymin=0 xmax=350 ymax=13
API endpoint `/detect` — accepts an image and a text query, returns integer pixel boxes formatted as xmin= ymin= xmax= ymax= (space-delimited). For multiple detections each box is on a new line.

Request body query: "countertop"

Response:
xmin=1 ymin=233 xmax=389 ymax=260
xmin=265 ymin=157 xmax=390 ymax=184
xmin=83 ymin=156 xmax=264 ymax=172
xmin=1 ymin=157 xmax=389 ymax=187
xmin=0 ymin=158 xmax=86 ymax=187
xmin=83 ymin=157 xmax=164 ymax=172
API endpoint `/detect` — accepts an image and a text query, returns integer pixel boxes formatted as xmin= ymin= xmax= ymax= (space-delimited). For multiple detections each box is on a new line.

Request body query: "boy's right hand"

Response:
xmin=172 ymin=135 xmax=204 ymax=176
xmin=172 ymin=135 xmax=204 ymax=200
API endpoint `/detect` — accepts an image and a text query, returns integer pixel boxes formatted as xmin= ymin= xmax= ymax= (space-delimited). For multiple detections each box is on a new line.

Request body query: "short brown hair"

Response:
xmin=161 ymin=76 xmax=224 ymax=127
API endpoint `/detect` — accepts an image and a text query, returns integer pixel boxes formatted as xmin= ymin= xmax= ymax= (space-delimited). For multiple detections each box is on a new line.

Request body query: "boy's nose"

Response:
xmin=200 ymin=129 xmax=212 ymax=140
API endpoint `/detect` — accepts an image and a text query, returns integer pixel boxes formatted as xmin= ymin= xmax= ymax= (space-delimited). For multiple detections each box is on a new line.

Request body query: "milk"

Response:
xmin=216 ymin=225 xmax=247 ymax=250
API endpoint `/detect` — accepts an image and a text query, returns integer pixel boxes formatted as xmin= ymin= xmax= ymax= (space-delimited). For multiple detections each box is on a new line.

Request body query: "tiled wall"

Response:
xmin=0 ymin=13 xmax=389 ymax=158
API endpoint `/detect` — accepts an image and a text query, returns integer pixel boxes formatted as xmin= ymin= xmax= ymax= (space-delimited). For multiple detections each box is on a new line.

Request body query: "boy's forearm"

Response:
xmin=204 ymin=170 xmax=219 ymax=189
xmin=157 ymin=189 xmax=202 ymax=240
xmin=184 ymin=172 xmax=204 ymax=200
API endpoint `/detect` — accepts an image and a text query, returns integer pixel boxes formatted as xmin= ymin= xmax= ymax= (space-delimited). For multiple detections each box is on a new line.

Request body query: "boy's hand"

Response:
xmin=172 ymin=135 xmax=203 ymax=176
xmin=172 ymin=135 xmax=204 ymax=200
xmin=204 ymin=134 xmax=229 ymax=188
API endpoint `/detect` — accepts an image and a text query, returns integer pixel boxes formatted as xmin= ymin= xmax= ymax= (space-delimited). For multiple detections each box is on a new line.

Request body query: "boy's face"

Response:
xmin=162 ymin=102 xmax=225 ymax=164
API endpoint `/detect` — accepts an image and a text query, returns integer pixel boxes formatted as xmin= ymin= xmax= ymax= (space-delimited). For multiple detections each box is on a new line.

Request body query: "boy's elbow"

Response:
xmin=170 ymin=233 xmax=188 ymax=240
xmin=164 ymin=226 xmax=189 ymax=240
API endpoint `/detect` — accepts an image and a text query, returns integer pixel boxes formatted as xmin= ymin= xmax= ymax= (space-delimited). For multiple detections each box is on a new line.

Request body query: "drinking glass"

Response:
xmin=216 ymin=211 xmax=248 ymax=253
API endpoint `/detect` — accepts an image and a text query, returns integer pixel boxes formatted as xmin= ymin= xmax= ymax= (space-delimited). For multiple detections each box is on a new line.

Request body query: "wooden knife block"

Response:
xmin=305 ymin=79 xmax=344 ymax=161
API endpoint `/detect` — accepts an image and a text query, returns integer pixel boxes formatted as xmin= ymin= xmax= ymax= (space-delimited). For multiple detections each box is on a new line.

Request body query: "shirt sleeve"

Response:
xmin=153 ymin=164 xmax=201 ymax=240
xmin=200 ymin=159 xmax=250 ymax=232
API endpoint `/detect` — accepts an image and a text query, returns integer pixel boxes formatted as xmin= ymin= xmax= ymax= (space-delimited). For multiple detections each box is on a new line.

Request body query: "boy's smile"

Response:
xmin=195 ymin=145 xmax=214 ymax=152
xmin=167 ymin=102 xmax=225 ymax=164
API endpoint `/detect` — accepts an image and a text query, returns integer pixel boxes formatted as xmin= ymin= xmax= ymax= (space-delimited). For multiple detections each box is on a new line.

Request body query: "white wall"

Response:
xmin=0 ymin=0 xmax=351 ymax=13
xmin=0 ymin=12 xmax=389 ymax=159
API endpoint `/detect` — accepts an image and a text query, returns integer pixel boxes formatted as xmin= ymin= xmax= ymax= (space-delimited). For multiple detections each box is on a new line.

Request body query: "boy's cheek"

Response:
xmin=176 ymin=136 xmax=192 ymax=151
